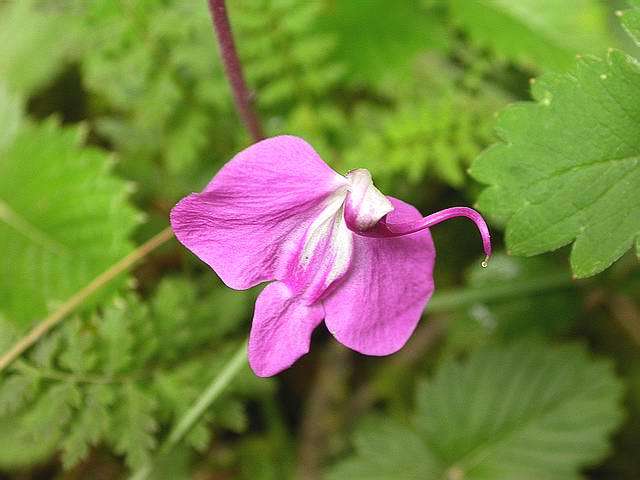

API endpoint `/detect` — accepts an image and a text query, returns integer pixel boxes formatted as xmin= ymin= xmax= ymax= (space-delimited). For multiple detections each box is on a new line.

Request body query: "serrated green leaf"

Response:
xmin=58 ymin=318 xmax=98 ymax=373
xmin=110 ymin=383 xmax=158 ymax=470
xmin=341 ymin=91 xmax=501 ymax=194
xmin=0 ymin=120 xmax=139 ymax=329
xmin=328 ymin=417 xmax=442 ymax=480
xmin=449 ymin=0 xmax=613 ymax=71
xmin=61 ymin=385 xmax=113 ymax=469
xmin=21 ymin=383 xmax=81 ymax=445
xmin=0 ymin=416 xmax=59 ymax=469
xmin=0 ymin=373 xmax=38 ymax=416
xmin=98 ymin=298 xmax=136 ymax=374
xmin=231 ymin=0 xmax=344 ymax=109
xmin=330 ymin=342 xmax=624 ymax=480
xmin=29 ymin=330 xmax=63 ymax=369
xmin=471 ymin=49 xmax=640 ymax=277
xmin=0 ymin=277 xmax=262 ymax=471
xmin=151 ymin=276 xmax=252 ymax=362
xmin=417 ymin=342 xmax=623 ymax=479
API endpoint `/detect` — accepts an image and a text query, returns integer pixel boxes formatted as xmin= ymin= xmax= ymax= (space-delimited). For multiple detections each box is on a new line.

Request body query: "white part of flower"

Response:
xmin=300 ymin=187 xmax=349 ymax=267
xmin=345 ymin=168 xmax=394 ymax=230
xmin=291 ymin=187 xmax=353 ymax=302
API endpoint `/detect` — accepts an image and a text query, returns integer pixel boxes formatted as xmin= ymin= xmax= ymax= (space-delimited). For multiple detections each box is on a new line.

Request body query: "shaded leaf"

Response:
xmin=450 ymin=0 xmax=613 ymax=71
xmin=330 ymin=342 xmax=624 ymax=480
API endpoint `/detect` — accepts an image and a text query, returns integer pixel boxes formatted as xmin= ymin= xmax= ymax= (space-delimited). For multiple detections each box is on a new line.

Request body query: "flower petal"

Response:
xmin=345 ymin=169 xmax=394 ymax=230
xmin=248 ymin=281 xmax=324 ymax=377
xmin=285 ymin=191 xmax=353 ymax=303
xmin=170 ymin=136 xmax=347 ymax=290
xmin=323 ymin=197 xmax=435 ymax=355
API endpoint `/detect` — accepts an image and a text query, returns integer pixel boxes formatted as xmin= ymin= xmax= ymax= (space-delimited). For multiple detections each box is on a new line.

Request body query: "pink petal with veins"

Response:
xmin=170 ymin=136 xmax=346 ymax=290
xmin=324 ymin=197 xmax=435 ymax=355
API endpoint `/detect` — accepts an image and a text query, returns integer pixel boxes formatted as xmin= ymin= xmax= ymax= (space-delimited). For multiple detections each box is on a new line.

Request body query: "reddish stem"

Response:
xmin=207 ymin=0 xmax=264 ymax=142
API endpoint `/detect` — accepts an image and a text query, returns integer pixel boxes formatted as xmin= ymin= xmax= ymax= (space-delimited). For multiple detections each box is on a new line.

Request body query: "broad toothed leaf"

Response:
xmin=329 ymin=342 xmax=624 ymax=480
xmin=471 ymin=48 xmax=640 ymax=277
xmin=0 ymin=120 xmax=139 ymax=329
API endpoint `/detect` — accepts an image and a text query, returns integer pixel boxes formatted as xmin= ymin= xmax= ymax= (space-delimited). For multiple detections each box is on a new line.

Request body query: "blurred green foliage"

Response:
xmin=0 ymin=0 xmax=638 ymax=479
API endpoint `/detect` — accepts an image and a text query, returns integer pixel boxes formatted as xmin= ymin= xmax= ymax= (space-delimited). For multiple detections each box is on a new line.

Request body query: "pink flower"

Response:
xmin=171 ymin=136 xmax=491 ymax=377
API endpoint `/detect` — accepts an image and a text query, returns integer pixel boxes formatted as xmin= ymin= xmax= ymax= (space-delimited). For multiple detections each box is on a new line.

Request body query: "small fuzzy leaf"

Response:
xmin=110 ymin=383 xmax=158 ymax=470
xmin=61 ymin=385 xmax=113 ymax=469
xmin=0 ymin=373 xmax=38 ymax=416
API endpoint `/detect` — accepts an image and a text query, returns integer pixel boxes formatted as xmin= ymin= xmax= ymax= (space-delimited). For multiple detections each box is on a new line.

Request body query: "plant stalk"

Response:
xmin=207 ymin=0 xmax=264 ymax=142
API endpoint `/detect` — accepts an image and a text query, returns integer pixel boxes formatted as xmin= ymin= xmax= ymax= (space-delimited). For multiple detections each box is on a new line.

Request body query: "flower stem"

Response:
xmin=207 ymin=0 xmax=264 ymax=142
xmin=129 ymin=342 xmax=248 ymax=480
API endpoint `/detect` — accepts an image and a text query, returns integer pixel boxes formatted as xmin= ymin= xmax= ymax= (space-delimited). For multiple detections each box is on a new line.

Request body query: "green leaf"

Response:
xmin=21 ymin=383 xmax=81 ymax=445
xmin=0 ymin=416 xmax=60 ymax=469
xmin=232 ymin=0 xmax=345 ymax=109
xmin=0 ymin=0 xmax=83 ymax=95
xmin=329 ymin=342 xmax=624 ymax=480
xmin=328 ymin=416 xmax=442 ymax=480
xmin=0 ymin=82 xmax=22 ymax=152
xmin=418 ymin=342 xmax=623 ymax=479
xmin=471 ymin=48 xmax=640 ymax=277
xmin=0 ymin=287 xmax=263 ymax=471
xmin=110 ymin=383 xmax=158 ymax=470
xmin=61 ymin=385 xmax=113 ymax=469
xmin=59 ymin=318 xmax=98 ymax=374
xmin=341 ymin=90 xmax=502 ymax=193
xmin=320 ymin=0 xmax=448 ymax=87
xmin=98 ymin=298 xmax=137 ymax=374
xmin=0 ymin=120 xmax=139 ymax=329
xmin=0 ymin=373 xmax=38 ymax=416
xmin=620 ymin=0 xmax=640 ymax=46
xmin=449 ymin=0 xmax=613 ymax=71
